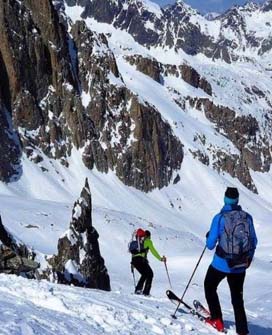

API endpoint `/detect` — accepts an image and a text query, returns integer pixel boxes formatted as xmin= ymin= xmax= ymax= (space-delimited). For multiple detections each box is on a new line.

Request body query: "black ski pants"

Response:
xmin=131 ymin=256 xmax=153 ymax=295
xmin=204 ymin=265 xmax=248 ymax=335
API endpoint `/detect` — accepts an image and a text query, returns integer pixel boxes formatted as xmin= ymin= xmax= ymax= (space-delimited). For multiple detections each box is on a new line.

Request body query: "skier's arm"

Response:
xmin=250 ymin=215 xmax=258 ymax=249
xmin=145 ymin=239 xmax=162 ymax=261
xmin=249 ymin=214 xmax=258 ymax=259
xmin=206 ymin=214 xmax=221 ymax=250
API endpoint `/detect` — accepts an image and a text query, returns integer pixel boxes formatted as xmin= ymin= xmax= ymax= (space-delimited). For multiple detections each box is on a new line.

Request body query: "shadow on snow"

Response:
xmin=225 ymin=320 xmax=272 ymax=335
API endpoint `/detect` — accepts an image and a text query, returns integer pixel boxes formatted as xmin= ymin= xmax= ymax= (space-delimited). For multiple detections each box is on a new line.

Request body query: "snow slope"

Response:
xmin=0 ymin=273 xmax=271 ymax=335
xmin=0 ymin=148 xmax=272 ymax=334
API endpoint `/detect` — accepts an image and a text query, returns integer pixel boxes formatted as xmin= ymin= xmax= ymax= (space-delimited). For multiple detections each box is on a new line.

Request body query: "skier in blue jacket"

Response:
xmin=204 ymin=187 xmax=257 ymax=335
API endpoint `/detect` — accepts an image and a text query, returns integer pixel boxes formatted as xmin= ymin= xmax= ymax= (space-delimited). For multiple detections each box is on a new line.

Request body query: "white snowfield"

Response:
xmin=0 ymin=271 xmax=268 ymax=335
xmin=0 ymin=151 xmax=271 ymax=335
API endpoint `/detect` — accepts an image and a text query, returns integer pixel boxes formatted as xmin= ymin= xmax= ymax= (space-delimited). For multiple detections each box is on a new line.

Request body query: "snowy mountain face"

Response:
xmin=1 ymin=0 xmax=272 ymax=194
xmin=0 ymin=0 xmax=183 ymax=193
xmin=57 ymin=0 xmax=272 ymax=193
xmin=61 ymin=0 xmax=272 ymax=61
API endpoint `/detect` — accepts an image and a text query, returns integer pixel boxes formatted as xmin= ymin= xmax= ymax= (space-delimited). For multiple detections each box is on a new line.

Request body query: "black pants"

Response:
xmin=131 ymin=256 xmax=153 ymax=295
xmin=204 ymin=265 xmax=248 ymax=335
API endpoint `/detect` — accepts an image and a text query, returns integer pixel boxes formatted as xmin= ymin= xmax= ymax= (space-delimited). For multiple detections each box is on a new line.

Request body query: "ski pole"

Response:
xmin=164 ymin=262 xmax=172 ymax=289
xmin=131 ymin=264 xmax=136 ymax=288
xmin=172 ymin=245 xmax=206 ymax=319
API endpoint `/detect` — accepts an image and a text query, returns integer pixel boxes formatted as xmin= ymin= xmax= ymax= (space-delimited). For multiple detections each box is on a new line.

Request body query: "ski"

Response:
xmin=193 ymin=299 xmax=211 ymax=319
xmin=166 ymin=289 xmax=186 ymax=307
xmin=166 ymin=290 xmax=206 ymax=320
xmin=166 ymin=290 xmax=228 ymax=333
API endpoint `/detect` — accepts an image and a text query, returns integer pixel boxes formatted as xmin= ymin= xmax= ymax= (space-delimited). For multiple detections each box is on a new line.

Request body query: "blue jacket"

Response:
xmin=206 ymin=204 xmax=258 ymax=273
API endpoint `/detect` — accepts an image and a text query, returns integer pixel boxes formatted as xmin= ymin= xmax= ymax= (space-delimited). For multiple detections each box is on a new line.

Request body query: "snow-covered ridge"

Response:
xmin=204 ymin=12 xmax=220 ymax=20
xmin=62 ymin=0 xmax=272 ymax=61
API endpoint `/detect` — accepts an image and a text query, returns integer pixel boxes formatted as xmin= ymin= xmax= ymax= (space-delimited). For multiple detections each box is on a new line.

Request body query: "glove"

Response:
xmin=206 ymin=231 xmax=210 ymax=238
xmin=161 ymin=256 xmax=167 ymax=263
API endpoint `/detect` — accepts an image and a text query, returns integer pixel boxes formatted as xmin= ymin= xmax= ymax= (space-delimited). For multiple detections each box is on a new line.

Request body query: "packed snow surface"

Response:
xmin=0 ymin=150 xmax=272 ymax=334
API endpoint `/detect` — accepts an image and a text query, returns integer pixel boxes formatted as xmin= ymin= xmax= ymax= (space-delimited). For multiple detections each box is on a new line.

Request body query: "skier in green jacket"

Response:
xmin=131 ymin=230 xmax=166 ymax=296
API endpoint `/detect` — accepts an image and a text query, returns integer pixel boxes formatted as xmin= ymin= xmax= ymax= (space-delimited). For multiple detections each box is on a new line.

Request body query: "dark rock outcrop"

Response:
xmin=0 ymin=45 xmax=22 ymax=182
xmin=0 ymin=0 xmax=183 ymax=192
xmin=0 ymin=215 xmax=39 ymax=276
xmin=213 ymin=150 xmax=257 ymax=193
xmin=162 ymin=63 xmax=212 ymax=95
xmin=262 ymin=0 xmax=272 ymax=12
xmin=49 ymin=179 xmax=111 ymax=291
xmin=70 ymin=20 xmax=184 ymax=192
xmin=0 ymin=0 xmax=76 ymax=167
xmin=179 ymin=65 xmax=212 ymax=95
xmin=125 ymin=55 xmax=162 ymax=83
xmin=189 ymin=97 xmax=272 ymax=192
xmin=125 ymin=55 xmax=213 ymax=95
xmin=0 ymin=98 xmax=22 ymax=182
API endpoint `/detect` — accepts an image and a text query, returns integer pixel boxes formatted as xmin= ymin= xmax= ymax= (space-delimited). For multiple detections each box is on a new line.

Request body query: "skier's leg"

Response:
xmin=142 ymin=261 xmax=153 ymax=296
xmin=132 ymin=257 xmax=147 ymax=293
xmin=204 ymin=265 xmax=226 ymax=320
xmin=227 ymin=272 xmax=248 ymax=335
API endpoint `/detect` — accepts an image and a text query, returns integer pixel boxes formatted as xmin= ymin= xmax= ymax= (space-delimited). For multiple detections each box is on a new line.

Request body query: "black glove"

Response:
xmin=206 ymin=231 xmax=210 ymax=238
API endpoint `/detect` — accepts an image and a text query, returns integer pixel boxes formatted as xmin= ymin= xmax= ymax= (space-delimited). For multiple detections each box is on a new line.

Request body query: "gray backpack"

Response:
xmin=216 ymin=210 xmax=253 ymax=269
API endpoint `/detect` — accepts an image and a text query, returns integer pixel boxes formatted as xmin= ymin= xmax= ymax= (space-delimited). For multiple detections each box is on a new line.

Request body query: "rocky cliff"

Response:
xmin=0 ymin=0 xmax=183 ymax=191
xmin=49 ymin=179 xmax=111 ymax=290
xmin=0 ymin=215 xmax=39 ymax=277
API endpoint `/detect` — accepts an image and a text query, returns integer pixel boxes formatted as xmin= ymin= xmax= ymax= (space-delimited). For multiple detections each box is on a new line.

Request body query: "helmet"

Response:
xmin=136 ymin=228 xmax=145 ymax=238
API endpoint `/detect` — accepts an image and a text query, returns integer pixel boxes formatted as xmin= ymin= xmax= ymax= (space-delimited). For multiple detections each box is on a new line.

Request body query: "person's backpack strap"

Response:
xmin=215 ymin=213 xmax=225 ymax=257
